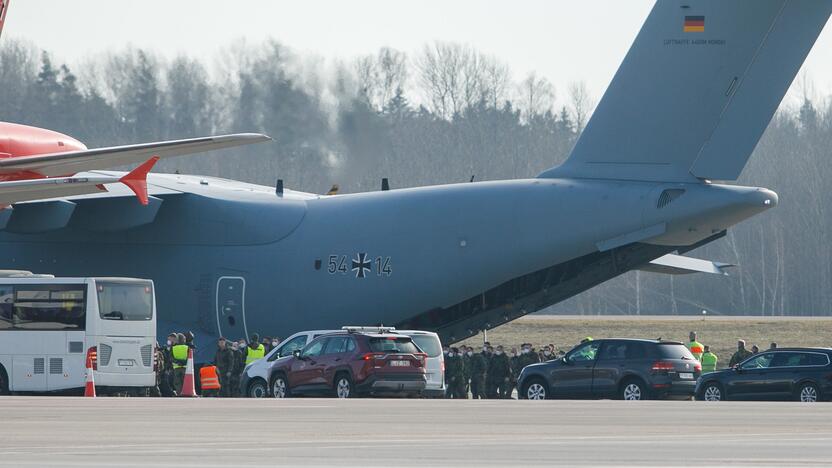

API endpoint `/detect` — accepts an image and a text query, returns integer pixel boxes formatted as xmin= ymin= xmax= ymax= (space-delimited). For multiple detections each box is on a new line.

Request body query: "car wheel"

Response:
xmin=334 ymin=374 xmax=353 ymax=399
xmin=698 ymin=382 xmax=723 ymax=402
xmin=271 ymin=374 xmax=290 ymax=399
xmin=796 ymin=382 xmax=820 ymax=403
xmin=522 ymin=378 xmax=548 ymax=400
xmin=621 ymin=379 xmax=648 ymax=401
xmin=247 ymin=378 xmax=268 ymax=398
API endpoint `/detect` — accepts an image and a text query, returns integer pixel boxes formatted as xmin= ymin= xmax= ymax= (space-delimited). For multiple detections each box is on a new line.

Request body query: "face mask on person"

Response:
xmin=496 ymin=350 xmax=503 ymax=355
xmin=544 ymin=350 xmax=552 ymax=356
xmin=272 ymin=341 xmax=278 ymax=347
xmin=448 ymin=352 xmax=455 ymax=358
xmin=166 ymin=340 xmax=172 ymax=346
xmin=467 ymin=351 xmax=473 ymax=357
xmin=240 ymin=343 xmax=247 ymax=349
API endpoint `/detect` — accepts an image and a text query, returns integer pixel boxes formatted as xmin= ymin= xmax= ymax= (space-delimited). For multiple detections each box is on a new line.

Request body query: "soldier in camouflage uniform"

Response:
xmin=469 ymin=345 xmax=488 ymax=399
xmin=445 ymin=347 xmax=467 ymax=398
xmin=509 ymin=347 xmax=521 ymax=399
xmin=461 ymin=346 xmax=473 ymax=397
xmin=488 ymin=345 xmax=511 ymax=399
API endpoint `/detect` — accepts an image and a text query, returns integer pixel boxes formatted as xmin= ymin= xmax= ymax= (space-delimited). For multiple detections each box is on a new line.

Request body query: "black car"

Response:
xmin=696 ymin=348 xmax=832 ymax=402
xmin=517 ymin=339 xmax=700 ymax=400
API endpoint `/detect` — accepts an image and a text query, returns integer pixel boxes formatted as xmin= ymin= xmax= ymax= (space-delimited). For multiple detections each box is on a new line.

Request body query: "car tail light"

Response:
xmin=694 ymin=362 xmax=702 ymax=372
xmin=359 ymin=353 xmax=385 ymax=361
xmin=651 ymin=361 xmax=674 ymax=372
xmin=87 ymin=346 xmax=98 ymax=371
xmin=415 ymin=353 xmax=427 ymax=367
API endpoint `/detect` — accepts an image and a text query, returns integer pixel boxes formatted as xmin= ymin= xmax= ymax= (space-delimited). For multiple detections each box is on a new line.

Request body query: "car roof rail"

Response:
xmin=341 ymin=325 xmax=397 ymax=334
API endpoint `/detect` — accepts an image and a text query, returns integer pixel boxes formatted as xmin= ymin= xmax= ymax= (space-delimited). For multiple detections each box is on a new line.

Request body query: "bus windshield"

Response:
xmin=97 ymin=282 xmax=153 ymax=321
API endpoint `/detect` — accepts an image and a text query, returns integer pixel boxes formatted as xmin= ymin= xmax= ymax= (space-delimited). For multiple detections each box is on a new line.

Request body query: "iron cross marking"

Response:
xmin=351 ymin=252 xmax=372 ymax=278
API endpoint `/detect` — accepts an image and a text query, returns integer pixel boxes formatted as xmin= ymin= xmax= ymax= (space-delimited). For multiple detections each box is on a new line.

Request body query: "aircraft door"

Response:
xmin=216 ymin=276 xmax=248 ymax=341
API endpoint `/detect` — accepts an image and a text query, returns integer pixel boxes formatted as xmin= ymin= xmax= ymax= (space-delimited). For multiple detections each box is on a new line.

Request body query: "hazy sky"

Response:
xmin=5 ymin=0 xmax=832 ymax=106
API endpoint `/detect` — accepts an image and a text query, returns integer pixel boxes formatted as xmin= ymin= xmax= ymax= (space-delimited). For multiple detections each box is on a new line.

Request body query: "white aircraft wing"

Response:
xmin=0 ymin=133 xmax=270 ymax=178
xmin=0 ymin=156 xmax=161 ymax=206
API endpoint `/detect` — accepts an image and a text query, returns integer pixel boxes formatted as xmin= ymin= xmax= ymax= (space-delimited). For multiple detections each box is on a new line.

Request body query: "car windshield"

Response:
xmin=409 ymin=335 xmax=441 ymax=357
xmin=368 ymin=337 xmax=420 ymax=354
xmin=655 ymin=343 xmax=696 ymax=360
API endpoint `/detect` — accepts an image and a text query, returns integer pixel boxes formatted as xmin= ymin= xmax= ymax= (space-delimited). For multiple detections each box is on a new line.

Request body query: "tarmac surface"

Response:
xmin=1 ymin=396 xmax=831 ymax=467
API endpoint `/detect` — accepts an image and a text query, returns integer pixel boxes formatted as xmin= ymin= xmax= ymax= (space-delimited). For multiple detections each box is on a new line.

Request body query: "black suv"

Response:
xmin=518 ymin=339 xmax=700 ymax=400
xmin=696 ymin=347 xmax=832 ymax=402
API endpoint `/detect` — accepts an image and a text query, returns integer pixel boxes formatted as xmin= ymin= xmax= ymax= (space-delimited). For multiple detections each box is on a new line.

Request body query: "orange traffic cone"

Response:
xmin=84 ymin=348 xmax=96 ymax=398
xmin=180 ymin=348 xmax=198 ymax=397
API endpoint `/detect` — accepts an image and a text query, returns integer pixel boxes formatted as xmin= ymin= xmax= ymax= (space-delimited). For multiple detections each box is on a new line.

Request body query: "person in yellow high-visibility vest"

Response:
xmin=688 ymin=331 xmax=704 ymax=361
xmin=700 ymin=345 xmax=718 ymax=373
xmin=171 ymin=333 xmax=189 ymax=395
xmin=245 ymin=333 xmax=266 ymax=365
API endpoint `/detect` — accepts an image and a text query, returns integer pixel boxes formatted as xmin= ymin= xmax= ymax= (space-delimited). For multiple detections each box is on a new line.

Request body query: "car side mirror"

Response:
xmin=292 ymin=350 xmax=302 ymax=358
xmin=562 ymin=357 xmax=570 ymax=365
xmin=732 ymin=364 xmax=741 ymax=373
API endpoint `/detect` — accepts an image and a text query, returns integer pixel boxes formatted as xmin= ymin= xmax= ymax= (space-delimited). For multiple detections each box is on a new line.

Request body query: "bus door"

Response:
xmin=216 ymin=276 xmax=248 ymax=341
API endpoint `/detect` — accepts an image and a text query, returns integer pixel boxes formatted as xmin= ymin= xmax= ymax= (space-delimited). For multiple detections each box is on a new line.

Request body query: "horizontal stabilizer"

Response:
xmin=639 ymin=254 xmax=733 ymax=275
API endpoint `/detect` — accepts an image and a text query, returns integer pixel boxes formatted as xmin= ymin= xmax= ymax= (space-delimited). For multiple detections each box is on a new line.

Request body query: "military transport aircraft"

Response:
xmin=0 ymin=0 xmax=829 ymax=361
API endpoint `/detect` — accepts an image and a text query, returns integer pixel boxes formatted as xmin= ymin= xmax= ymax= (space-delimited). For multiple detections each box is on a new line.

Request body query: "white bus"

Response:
xmin=0 ymin=274 xmax=157 ymax=395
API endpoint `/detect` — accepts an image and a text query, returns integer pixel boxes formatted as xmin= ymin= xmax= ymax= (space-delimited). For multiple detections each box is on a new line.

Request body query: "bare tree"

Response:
xmin=568 ymin=81 xmax=594 ymax=132
xmin=517 ymin=72 xmax=555 ymax=121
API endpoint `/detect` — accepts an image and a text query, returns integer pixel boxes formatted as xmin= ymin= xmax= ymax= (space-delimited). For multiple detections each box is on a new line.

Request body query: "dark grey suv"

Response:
xmin=517 ymin=339 xmax=701 ymax=400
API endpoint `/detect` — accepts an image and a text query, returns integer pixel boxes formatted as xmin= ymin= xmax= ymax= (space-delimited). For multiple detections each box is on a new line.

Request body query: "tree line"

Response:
xmin=1 ymin=38 xmax=830 ymax=316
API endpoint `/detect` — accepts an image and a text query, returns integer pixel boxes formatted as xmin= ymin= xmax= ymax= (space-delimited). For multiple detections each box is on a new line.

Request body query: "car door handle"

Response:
xmin=334 ymin=358 xmax=341 ymax=362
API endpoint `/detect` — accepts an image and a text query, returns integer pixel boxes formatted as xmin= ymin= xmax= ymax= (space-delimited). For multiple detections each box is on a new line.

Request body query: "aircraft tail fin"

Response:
xmin=541 ymin=0 xmax=832 ymax=183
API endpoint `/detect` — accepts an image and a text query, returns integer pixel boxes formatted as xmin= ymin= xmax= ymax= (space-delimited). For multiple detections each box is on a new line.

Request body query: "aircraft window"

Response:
xmin=271 ymin=335 xmax=307 ymax=360
xmin=302 ymin=338 xmax=326 ymax=357
xmin=324 ymin=336 xmax=348 ymax=355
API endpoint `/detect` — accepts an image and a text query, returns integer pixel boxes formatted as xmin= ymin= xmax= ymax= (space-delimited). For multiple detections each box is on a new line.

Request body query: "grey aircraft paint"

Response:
xmin=0 ymin=1 xmax=828 ymax=362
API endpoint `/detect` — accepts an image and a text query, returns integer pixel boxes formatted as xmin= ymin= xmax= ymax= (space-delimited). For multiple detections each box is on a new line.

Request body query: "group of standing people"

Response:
xmin=153 ymin=332 xmax=277 ymax=397
xmin=687 ymin=331 xmax=777 ymax=373
xmin=443 ymin=342 xmax=564 ymax=399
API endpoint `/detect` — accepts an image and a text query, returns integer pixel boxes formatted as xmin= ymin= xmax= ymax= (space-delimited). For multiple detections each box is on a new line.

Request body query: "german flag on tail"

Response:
xmin=684 ymin=15 xmax=705 ymax=33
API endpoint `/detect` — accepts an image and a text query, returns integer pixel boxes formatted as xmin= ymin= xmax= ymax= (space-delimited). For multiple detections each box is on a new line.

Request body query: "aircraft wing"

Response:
xmin=0 ymin=157 xmax=160 ymax=206
xmin=0 ymin=133 xmax=270 ymax=178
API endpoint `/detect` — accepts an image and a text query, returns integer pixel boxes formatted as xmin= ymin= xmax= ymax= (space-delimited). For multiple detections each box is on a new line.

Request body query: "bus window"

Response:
xmin=13 ymin=284 xmax=86 ymax=330
xmin=97 ymin=282 xmax=153 ymax=321
xmin=0 ymin=285 xmax=11 ymax=329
